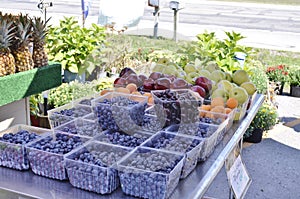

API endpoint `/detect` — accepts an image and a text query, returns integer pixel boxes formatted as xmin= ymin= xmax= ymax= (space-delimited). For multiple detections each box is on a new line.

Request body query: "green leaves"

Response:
xmin=191 ymin=31 xmax=254 ymax=72
xmin=46 ymin=17 xmax=106 ymax=75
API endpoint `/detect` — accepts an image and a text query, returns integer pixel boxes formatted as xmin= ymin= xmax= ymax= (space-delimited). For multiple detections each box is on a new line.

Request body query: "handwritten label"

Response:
xmin=227 ymin=155 xmax=251 ymax=199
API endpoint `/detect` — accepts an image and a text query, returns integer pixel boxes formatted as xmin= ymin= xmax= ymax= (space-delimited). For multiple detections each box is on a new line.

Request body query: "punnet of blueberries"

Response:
xmin=142 ymin=114 xmax=165 ymax=133
xmin=95 ymin=130 xmax=152 ymax=148
xmin=0 ymin=128 xmax=45 ymax=170
xmin=142 ymin=131 xmax=204 ymax=179
xmin=65 ymin=141 xmax=131 ymax=194
xmin=54 ymin=118 xmax=101 ymax=137
xmin=92 ymin=93 xmax=147 ymax=132
xmin=48 ymin=103 xmax=93 ymax=128
xmin=26 ymin=132 xmax=90 ymax=180
xmin=151 ymin=89 xmax=200 ymax=127
xmin=117 ymin=147 xmax=184 ymax=199
xmin=164 ymin=122 xmax=224 ymax=162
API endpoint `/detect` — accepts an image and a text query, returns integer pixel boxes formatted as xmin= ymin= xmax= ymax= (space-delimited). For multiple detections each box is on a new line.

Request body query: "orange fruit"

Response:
xmin=225 ymin=107 xmax=232 ymax=114
xmin=211 ymin=97 xmax=225 ymax=108
xmin=148 ymin=96 xmax=154 ymax=105
xmin=211 ymin=106 xmax=225 ymax=114
xmin=226 ymin=97 xmax=238 ymax=109
xmin=126 ymin=83 xmax=138 ymax=93
xmin=132 ymin=91 xmax=142 ymax=95
xmin=200 ymin=104 xmax=211 ymax=111
xmin=115 ymin=87 xmax=130 ymax=94
xmin=143 ymin=92 xmax=152 ymax=98
xmin=100 ymin=89 xmax=112 ymax=96
xmin=205 ymin=112 xmax=214 ymax=119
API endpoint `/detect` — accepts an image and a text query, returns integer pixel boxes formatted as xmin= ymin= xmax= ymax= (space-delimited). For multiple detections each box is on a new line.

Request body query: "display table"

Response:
xmin=0 ymin=94 xmax=264 ymax=199
xmin=0 ymin=63 xmax=61 ymax=131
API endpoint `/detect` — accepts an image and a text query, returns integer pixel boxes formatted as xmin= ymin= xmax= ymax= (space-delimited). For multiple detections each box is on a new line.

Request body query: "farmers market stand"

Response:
xmin=0 ymin=94 xmax=264 ymax=199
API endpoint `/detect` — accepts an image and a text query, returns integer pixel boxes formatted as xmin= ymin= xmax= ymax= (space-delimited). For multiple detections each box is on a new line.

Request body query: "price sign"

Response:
xmin=226 ymin=155 xmax=251 ymax=199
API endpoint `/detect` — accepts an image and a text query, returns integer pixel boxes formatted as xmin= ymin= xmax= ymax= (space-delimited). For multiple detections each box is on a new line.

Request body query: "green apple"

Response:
xmin=232 ymin=70 xmax=250 ymax=86
xmin=224 ymin=72 xmax=232 ymax=82
xmin=204 ymin=62 xmax=220 ymax=73
xmin=184 ymin=63 xmax=197 ymax=74
xmin=210 ymin=70 xmax=226 ymax=83
xmin=152 ymin=63 xmax=165 ymax=73
xmin=229 ymin=87 xmax=249 ymax=105
xmin=240 ymin=82 xmax=257 ymax=95
xmin=211 ymin=88 xmax=229 ymax=102
xmin=217 ymin=80 xmax=233 ymax=92
xmin=161 ymin=65 xmax=178 ymax=76
xmin=185 ymin=72 xmax=200 ymax=84
xmin=157 ymin=58 xmax=170 ymax=65
xmin=198 ymin=69 xmax=211 ymax=79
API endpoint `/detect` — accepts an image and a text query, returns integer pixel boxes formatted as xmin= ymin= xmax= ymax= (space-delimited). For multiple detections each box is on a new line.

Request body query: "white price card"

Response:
xmin=227 ymin=155 xmax=251 ymax=199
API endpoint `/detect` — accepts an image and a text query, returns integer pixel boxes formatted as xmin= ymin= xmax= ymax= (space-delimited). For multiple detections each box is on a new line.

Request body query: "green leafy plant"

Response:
xmin=193 ymin=31 xmax=254 ymax=72
xmin=288 ymin=65 xmax=300 ymax=86
xmin=46 ymin=17 xmax=106 ymax=74
xmin=244 ymin=101 xmax=279 ymax=138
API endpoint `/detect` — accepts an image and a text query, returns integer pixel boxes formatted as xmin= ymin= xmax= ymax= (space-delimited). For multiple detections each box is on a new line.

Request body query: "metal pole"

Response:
xmin=153 ymin=7 xmax=159 ymax=39
xmin=173 ymin=9 xmax=178 ymax=42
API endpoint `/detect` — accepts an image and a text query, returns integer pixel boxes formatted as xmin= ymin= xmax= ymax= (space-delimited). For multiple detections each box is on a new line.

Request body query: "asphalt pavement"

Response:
xmin=205 ymin=93 xmax=300 ymax=199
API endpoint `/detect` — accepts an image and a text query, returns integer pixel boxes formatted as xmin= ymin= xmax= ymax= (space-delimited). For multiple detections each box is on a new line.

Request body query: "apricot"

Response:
xmin=211 ymin=97 xmax=225 ymax=108
xmin=115 ymin=87 xmax=130 ymax=94
xmin=226 ymin=97 xmax=238 ymax=109
xmin=126 ymin=83 xmax=138 ymax=93
xmin=100 ymin=89 xmax=112 ymax=96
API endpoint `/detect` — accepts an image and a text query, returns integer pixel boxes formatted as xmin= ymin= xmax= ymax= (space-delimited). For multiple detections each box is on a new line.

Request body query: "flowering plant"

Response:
xmin=266 ymin=64 xmax=289 ymax=83
xmin=244 ymin=101 xmax=278 ymax=138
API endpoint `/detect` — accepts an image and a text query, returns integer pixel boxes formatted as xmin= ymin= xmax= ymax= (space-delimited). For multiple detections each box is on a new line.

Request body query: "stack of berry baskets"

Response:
xmin=151 ymin=89 xmax=203 ymax=127
xmin=91 ymin=92 xmax=148 ymax=133
xmin=25 ymin=131 xmax=91 ymax=180
xmin=0 ymin=124 xmax=51 ymax=170
xmin=53 ymin=118 xmax=102 ymax=138
xmin=47 ymin=101 xmax=93 ymax=129
xmin=165 ymin=122 xmax=223 ymax=162
xmin=64 ymin=141 xmax=132 ymax=194
xmin=117 ymin=147 xmax=185 ymax=199
xmin=141 ymin=131 xmax=204 ymax=178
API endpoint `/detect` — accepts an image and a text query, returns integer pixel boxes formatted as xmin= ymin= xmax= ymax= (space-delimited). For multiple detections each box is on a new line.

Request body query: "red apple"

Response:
xmin=143 ymin=78 xmax=155 ymax=91
xmin=138 ymin=74 xmax=148 ymax=82
xmin=191 ymin=85 xmax=206 ymax=98
xmin=125 ymin=74 xmax=143 ymax=87
xmin=195 ymin=76 xmax=213 ymax=92
xmin=164 ymin=74 xmax=177 ymax=82
xmin=172 ymin=78 xmax=189 ymax=89
xmin=149 ymin=72 xmax=164 ymax=81
xmin=154 ymin=78 xmax=171 ymax=90
xmin=114 ymin=77 xmax=127 ymax=87
xmin=119 ymin=67 xmax=136 ymax=78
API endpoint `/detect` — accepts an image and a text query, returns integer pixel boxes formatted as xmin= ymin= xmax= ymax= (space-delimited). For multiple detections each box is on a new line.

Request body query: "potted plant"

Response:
xmin=288 ymin=65 xmax=300 ymax=97
xmin=46 ymin=17 xmax=107 ymax=82
xmin=243 ymin=101 xmax=279 ymax=143
xmin=265 ymin=64 xmax=289 ymax=95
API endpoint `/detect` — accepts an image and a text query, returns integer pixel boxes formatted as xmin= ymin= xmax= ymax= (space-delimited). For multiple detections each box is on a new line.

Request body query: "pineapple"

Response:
xmin=32 ymin=17 xmax=50 ymax=67
xmin=0 ymin=16 xmax=16 ymax=76
xmin=11 ymin=14 xmax=34 ymax=72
